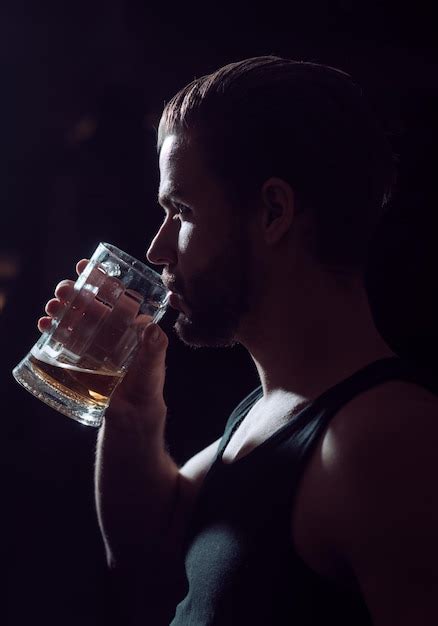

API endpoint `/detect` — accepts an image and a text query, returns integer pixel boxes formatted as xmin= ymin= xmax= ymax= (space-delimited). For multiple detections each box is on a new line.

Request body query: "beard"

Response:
xmin=171 ymin=227 xmax=252 ymax=348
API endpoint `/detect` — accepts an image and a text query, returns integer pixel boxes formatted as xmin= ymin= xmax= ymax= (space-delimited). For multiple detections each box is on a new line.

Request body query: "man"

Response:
xmin=40 ymin=56 xmax=438 ymax=624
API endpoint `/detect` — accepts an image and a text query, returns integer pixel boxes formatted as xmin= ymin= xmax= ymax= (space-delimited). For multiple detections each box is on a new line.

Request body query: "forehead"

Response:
xmin=159 ymin=134 xmax=185 ymax=174
xmin=158 ymin=133 xmax=238 ymax=218
xmin=158 ymin=134 xmax=200 ymax=198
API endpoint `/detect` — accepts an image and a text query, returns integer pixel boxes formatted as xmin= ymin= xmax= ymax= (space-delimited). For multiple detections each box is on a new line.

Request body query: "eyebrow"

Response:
xmin=158 ymin=187 xmax=185 ymax=208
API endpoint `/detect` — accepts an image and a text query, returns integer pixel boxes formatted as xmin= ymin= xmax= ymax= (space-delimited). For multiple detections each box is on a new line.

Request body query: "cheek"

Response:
xmin=178 ymin=223 xmax=195 ymax=255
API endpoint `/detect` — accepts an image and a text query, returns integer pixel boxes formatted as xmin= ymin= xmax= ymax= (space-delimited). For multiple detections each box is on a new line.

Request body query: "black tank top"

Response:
xmin=171 ymin=357 xmax=437 ymax=625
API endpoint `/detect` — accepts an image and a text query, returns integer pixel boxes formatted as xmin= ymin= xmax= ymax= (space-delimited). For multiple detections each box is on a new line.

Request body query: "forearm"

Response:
xmin=94 ymin=414 xmax=181 ymax=569
xmin=92 ymin=324 xmax=188 ymax=622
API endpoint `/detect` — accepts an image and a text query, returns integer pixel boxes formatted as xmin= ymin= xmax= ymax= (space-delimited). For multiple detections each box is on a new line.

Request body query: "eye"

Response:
xmin=173 ymin=202 xmax=191 ymax=218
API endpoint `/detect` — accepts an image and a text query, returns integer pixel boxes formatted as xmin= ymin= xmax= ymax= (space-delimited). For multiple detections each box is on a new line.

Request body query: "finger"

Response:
xmin=54 ymin=279 xmax=75 ymax=302
xmin=124 ymin=323 xmax=168 ymax=400
xmin=76 ymin=259 xmax=89 ymax=275
xmin=45 ymin=298 xmax=65 ymax=317
xmin=37 ymin=316 xmax=54 ymax=333
xmin=108 ymin=323 xmax=168 ymax=416
xmin=132 ymin=313 xmax=154 ymax=331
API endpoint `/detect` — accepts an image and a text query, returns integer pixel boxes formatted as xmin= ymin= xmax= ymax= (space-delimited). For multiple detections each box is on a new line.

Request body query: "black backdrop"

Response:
xmin=1 ymin=2 xmax=437 ymax=624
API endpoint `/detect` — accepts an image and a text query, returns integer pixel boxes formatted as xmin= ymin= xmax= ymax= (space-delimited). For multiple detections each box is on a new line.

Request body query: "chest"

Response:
xmin=178 ymin=415 xmax=361 ymax=625
xmin=221 ymin=394 xmax=308 ymax=463
xmin=220 ymin=398 xmax=353 ymax=585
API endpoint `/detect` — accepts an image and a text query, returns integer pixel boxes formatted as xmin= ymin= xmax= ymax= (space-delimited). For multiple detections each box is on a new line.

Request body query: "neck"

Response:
xmin=238 ymin=265 xmax=395 ymax=403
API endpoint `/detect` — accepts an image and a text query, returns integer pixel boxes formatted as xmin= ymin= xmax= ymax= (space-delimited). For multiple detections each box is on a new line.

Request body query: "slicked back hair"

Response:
xmin=158 ymin=56 xmax=397 ymax=273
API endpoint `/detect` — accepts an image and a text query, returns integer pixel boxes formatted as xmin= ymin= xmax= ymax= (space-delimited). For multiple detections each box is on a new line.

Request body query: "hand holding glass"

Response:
xmin=13 ymin=243 xmax=169 ymax=427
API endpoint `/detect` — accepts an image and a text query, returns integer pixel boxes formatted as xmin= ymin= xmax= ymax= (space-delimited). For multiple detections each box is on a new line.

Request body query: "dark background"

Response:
xmin=1 ymin=2 xmax=437 ymax=624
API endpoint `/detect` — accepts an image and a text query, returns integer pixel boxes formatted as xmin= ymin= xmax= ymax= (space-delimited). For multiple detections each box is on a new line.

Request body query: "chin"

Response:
xmin=174 ymin=313 xmax=239 ymax=349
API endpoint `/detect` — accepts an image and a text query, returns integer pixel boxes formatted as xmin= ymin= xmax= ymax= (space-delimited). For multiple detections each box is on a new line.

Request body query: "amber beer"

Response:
xmin=28 ymin=350 xmax=123 ymax=409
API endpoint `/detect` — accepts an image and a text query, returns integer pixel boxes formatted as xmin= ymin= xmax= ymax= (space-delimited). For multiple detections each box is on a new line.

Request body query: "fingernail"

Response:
xmin=136 ymin=325 xmax=146 ymax=342
xmin=150 ymin=325 xmax=160 ymax=342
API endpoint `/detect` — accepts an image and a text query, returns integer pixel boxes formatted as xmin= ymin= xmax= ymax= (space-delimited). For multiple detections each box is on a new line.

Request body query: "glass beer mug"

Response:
xmin=13 ymin=243 xmax=169 ymax=427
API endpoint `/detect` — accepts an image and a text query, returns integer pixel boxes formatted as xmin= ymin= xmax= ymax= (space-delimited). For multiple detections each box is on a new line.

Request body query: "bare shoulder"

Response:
xmin=330 ymin=377 xmax=438 ymax=441
xmin=322 ymin=379 xmax=438 ymax=489
xmin=294 ymin=379 xmax=438 ymax=543
xmin=318 ymin=377 xmax=438 ymax=517
xmin=305 ymin=379 xmax=438 ymax=623
xmin=318 ymin=379 xmax=437 ymax=469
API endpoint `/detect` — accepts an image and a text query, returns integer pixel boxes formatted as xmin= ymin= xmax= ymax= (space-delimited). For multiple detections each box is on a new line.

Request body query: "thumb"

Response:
xmin=108 ymin=322 xmax=169 ymax=417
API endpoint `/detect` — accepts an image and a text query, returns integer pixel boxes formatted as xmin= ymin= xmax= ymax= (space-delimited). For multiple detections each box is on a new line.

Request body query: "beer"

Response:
xmin=28 ymin=349 xmax=123 ymax=409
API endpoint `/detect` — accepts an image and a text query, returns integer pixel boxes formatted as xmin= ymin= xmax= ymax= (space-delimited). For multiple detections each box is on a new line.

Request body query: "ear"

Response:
xmin=260 ymin=177 xmax=295 ymax=245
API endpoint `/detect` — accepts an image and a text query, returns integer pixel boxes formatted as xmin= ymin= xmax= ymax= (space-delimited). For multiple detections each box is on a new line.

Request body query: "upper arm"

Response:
xmin=324 ymin=382 xmax=438 ymax=625
xmin=170 ymin=438 xmax=221 ymax=534
xmin=179 ymin=437 xmax=221 ymax=491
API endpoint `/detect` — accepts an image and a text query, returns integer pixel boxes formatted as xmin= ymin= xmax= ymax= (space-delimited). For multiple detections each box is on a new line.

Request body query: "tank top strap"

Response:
xmin=216 ymin=357 xmax=437 ymax=464
xmin=312 ymin=356 xmax=437 ymax=417
xmin=272 ymin=356 xmax=438 ymax=468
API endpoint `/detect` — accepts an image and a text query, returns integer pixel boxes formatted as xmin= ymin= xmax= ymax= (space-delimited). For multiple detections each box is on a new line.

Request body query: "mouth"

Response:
xmin=162 ymin=272 xmax=179 ymax=293
xmin=162 ymin=273 xmax=186 ymax=311
xmin=168 ymin=291 xmax=187 ymax=314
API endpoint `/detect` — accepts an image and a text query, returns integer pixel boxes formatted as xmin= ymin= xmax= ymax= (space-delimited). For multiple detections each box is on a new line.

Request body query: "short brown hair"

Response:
xmin=158 ymin=55 xmax=397 ymax=272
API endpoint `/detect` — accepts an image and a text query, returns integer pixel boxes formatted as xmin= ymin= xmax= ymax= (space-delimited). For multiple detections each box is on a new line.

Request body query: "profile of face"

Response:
xmin=147 ymin=133 xmax=253 ymax=348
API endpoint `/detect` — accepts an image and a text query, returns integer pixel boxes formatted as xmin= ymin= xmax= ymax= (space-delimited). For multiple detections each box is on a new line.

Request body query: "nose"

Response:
xmin=146 ymin=219 xmax=178 ymax=267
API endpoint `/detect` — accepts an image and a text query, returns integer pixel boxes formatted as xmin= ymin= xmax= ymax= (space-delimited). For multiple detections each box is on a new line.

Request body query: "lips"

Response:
xmin=168 ymin=291 xmax=187 ymax=313
xmin=162 ymin=272 xmax=188 ymax=313
xmin=168 ymin=292 xmax=181 ymax=309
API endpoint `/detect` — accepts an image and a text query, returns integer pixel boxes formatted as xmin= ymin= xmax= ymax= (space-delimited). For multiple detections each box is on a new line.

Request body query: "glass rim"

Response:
xmin=97 ymin=242 xmax=166 ymax=289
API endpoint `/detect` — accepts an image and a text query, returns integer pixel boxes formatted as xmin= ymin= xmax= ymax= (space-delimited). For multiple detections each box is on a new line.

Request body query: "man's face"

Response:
xmin=147 ymin=133 xmax=253 ymax=347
